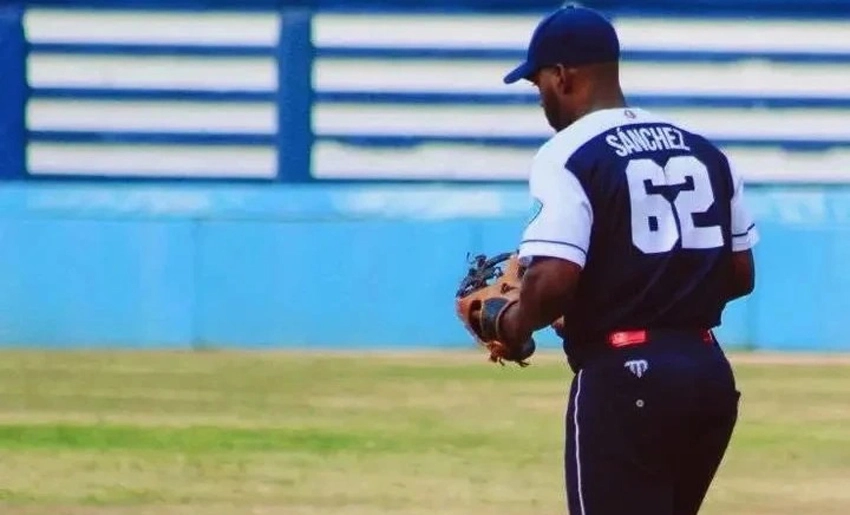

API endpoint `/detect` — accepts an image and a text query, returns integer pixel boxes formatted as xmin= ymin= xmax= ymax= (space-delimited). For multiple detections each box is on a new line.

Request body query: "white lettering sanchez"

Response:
xmin=605 ymin=125 xmax=692 ymax=157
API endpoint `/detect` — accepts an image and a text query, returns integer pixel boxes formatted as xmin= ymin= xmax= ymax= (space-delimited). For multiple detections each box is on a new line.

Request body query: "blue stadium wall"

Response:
xmin=0 ymin=2 xmax=848 ymax=351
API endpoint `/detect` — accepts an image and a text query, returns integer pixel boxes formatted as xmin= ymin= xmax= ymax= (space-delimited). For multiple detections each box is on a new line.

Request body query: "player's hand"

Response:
xmin=455 ymin=252 xmax=536 ymax=367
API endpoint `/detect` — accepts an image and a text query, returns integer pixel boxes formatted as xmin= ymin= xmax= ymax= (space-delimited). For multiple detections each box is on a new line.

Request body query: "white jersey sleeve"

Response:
xmin=518 ymin=150 xmax=593 ymax=268
xmin=729 ymin=161 xmax=759 ymax=251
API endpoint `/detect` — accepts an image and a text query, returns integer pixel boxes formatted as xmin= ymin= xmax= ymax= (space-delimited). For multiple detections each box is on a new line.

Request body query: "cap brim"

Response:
xmin=503 ymin=61 xmax=536 ymax=84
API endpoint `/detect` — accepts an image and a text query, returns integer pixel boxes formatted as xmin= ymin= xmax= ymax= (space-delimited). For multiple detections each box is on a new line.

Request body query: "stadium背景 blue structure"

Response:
xmin=0 ymin=0 xmax=848 ymax=351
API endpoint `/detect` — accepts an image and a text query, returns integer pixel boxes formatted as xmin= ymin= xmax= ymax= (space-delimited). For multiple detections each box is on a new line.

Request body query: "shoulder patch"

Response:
xmin=527 ymin=197 xmax=543 ymax=225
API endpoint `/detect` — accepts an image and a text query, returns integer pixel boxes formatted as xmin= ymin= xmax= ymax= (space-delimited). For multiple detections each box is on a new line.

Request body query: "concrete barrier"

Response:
xmin=0 ymin=181 xmax=845 ymax=352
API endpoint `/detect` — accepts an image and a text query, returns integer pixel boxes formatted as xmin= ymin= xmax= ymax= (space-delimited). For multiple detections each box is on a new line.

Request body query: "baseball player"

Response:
xmin=465 ymin=6 xmax=758 ymax=514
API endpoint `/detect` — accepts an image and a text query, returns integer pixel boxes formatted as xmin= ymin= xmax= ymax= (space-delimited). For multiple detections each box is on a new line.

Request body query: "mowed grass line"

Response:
xmin=0 ymin=349 xmax=848 ymax=514
xmin=0 ymin=424 xmax=512 ymax=454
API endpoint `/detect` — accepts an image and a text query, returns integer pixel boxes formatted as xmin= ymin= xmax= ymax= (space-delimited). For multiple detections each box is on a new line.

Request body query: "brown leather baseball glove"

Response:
xmin=455 ymin=252 xmax=536 ymax=367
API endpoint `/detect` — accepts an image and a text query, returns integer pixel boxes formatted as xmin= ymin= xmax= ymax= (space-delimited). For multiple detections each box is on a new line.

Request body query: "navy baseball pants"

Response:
xmin=564 ymin=331 xmax=740 ymax=515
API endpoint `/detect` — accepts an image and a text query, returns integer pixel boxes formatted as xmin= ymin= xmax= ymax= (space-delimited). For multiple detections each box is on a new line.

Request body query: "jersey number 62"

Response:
xmin=625 ymin=156 xmax=724 ymax=254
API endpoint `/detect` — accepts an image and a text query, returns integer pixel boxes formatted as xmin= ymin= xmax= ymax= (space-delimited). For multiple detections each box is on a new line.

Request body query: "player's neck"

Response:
xmin=575 ymin=90 xmax=628 ymax=121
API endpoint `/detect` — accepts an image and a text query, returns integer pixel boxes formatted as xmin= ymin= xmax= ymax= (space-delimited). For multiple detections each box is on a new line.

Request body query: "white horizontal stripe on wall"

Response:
xmin=27 ymin=54 xmax=277 ymax=91
xmin=313 ymin=59 xmax=850 ymax=97
xmin=313 ymin=14 xmax=539 ymax=50
xmin=24 ymin=10 xmax=850 ymax=56
xmin=28 ymin=55 xmax=846 ymax=100
xmin=615 ymin=17 xmax=850 ymax=54
xmin=312 ymin=142 xmax=850 ymax=183
xmin=24 ymin=9 xmax=280 ymax=46
xmin=725 ymin=147 xmax=850 ymax=183
xmin=28 ymin=144 xmax=277 ymax=178
xmin=313 ymin=141 xmax=534 ymax=181
xmin=313 ymin=104 xmax=850 ymax=142
xmin=28 ymin=100 xmax=277 ymax=134
xmin=313 ymin=13 xmax=850 ymax=54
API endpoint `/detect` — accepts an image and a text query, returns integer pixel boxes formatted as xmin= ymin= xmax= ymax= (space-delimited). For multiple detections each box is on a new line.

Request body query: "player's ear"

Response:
xmin=554 ymin=64 xmax=575 ymax=95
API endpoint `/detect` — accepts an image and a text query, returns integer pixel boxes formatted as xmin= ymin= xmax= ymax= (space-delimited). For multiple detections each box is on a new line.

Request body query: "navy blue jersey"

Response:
xmin=517 ymin=107 xmax=758 ymax=344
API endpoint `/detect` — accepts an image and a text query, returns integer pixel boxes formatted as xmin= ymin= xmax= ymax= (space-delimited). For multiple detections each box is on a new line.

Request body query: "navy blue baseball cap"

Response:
xmin=503 ymin=5 xmax=620 ymax=84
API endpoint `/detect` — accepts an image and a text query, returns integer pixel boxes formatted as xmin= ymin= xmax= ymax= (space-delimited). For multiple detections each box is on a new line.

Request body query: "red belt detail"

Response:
xmin=609 ymin=330 xmax=648 ymax=347
xmin=607 ymin=329 xmax=713 ymax=348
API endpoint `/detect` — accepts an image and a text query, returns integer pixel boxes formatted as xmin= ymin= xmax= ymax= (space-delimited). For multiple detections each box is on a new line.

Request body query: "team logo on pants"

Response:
xmin=624 ymin=359 xmax=649 ymax=378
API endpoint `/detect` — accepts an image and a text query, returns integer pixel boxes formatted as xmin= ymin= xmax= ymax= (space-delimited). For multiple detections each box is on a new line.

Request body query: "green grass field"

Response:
xmin=0 ymin=349 xmax=848 ymax=515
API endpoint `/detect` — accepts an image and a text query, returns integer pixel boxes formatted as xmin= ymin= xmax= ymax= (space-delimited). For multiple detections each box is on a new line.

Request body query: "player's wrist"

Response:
xmin=495 ymin=300 xmax=531 ymax=347
xmin=491 ymin=300 xmax=536 ymax=363
xmin=475 ymin=297 xmax=513 ymax=342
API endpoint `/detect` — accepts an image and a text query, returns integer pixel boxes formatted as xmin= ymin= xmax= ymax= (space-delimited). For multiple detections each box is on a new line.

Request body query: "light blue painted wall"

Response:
xmin=0 ymin=181 xmax=843 ymax=352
